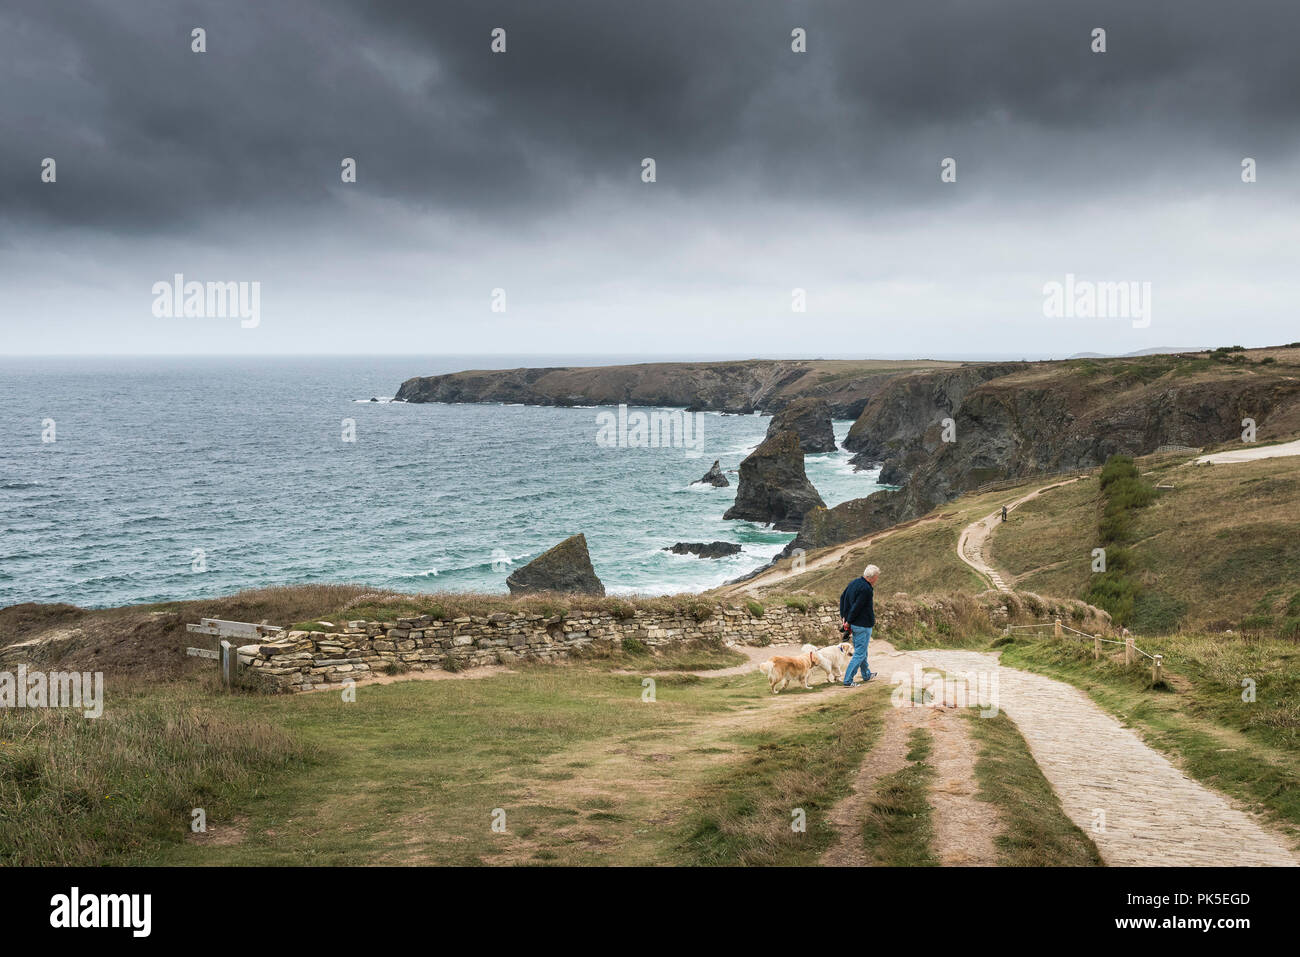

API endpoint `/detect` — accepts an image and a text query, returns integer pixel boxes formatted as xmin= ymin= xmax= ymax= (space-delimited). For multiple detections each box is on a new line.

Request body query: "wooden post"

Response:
xmin=1094 ymin=635 xmax=1101 ymax=660
xmin=1054 ymin=618 xmax=1063 ymax=639
xmin=1125 ymin=636 xmax=1135 ymax=666
xmin=1153 ymin=654 xmax=1163 ymax=684
xmin=220 ymin=639 xmax=236 ymax=689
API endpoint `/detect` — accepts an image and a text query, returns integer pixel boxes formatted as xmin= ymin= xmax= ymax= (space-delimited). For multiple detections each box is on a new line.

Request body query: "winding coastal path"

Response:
xmin=1196 ymin=438 xmax=1300 ymax=464
xmin=846 ymin=639 xmax=1299 ymax=866
xmin=956 ymin=478 xmax=1081 ymax=592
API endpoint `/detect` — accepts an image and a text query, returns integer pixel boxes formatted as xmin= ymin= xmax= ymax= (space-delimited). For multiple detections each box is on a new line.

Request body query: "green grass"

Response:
xmin=965 ymin=710 xmax=1102 ymax=866
xmin=859 ymin=727 xmax=937 ymax=866
xmin=5 ymin=658 xmax=891 ymax=866
xmin=674 ymin=682 xmax=891 ymax=865
xmin=0 ymin=680 xmax=315 ymax=866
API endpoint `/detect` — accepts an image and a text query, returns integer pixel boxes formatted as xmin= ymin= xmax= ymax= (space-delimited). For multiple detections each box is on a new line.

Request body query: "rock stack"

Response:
xmin=766 ymin=397 xmax=837 ymax=453
xmin=506 ymin=533 xmax=605 ymax=595
xmin=723 ymin=430 xmax=826 ymax=531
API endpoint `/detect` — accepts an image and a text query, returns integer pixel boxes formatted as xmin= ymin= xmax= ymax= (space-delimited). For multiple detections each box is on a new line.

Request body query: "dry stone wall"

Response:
xmin=238 ymin=603 xmax=840 ymax=693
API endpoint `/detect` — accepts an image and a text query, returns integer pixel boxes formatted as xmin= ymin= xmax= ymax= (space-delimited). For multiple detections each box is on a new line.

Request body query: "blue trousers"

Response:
xmin=843 ymin=625 xmax=873 ymax=685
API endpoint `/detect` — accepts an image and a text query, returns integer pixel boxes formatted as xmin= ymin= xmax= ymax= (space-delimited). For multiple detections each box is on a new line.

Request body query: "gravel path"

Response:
xmin=872 ymin=640 xmax=1299 ymax=866
xmin=1196 ymin=438 xmax=1300 ymax=464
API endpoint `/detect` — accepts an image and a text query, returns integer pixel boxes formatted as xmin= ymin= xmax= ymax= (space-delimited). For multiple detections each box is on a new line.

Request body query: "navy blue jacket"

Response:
xmin=839 ymin=577 xmax=875 ymax=628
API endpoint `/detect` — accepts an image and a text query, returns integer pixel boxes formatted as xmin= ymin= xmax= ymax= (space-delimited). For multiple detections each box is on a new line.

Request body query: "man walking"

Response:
xmin=839 ymin=564 xmax=879 ymax=686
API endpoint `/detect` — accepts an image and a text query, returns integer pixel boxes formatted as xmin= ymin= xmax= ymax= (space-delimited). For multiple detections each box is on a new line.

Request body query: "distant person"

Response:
xmin=1001 ymin=505 xmax=1008 ymax=522
xmin=839 ymin=564 xmax=879 ymax=686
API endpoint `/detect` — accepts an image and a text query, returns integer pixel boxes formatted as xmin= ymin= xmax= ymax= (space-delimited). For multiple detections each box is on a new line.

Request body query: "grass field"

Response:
xmin=2 ymin=645 xmax=900 ymax=866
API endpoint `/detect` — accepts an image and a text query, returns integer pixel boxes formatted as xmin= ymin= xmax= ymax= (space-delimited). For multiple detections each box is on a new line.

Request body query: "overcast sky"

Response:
xmin=2 ymin=0 xmax=1298 ymax=357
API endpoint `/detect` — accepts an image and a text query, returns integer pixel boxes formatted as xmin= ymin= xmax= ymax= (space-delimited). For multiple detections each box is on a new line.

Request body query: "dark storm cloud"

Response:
xmin=3 ymin=0 xmax=1299 ymax=235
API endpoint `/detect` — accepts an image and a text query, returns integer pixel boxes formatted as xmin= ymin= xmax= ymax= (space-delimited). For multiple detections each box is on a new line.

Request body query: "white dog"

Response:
xmin=801 ymin=641 xmax=854 ymax=684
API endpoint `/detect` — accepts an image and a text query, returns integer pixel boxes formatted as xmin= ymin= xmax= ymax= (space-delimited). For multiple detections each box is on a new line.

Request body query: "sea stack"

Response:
xmin=506 ymin=534 xmax=606 ymax=595
xmin=765 ymin=397 xmax=837 ymax=453
xmin=723 ymin=430 xmax=826 ymax=531
xmin=692 ymin=459 xmax=730 ymax=487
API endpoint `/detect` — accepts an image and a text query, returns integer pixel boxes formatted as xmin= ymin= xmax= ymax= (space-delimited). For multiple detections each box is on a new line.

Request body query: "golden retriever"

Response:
xmin=758 ymin=650 xmax=819 ymax=694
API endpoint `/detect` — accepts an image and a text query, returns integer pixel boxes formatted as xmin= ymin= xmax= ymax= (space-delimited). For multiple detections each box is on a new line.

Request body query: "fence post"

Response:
xmin=1152 ymin=654 xmax=1163 ymax=684
xmin=1125 ymin=636 xmax=1135 ymax=666
xmin=1054 ymin=618 xmax=1062 ymax=639
xmin=220 ymin=639 xmax=235 ymax=689
xmin=1094 ymin=635 xmax=1101 ymax=660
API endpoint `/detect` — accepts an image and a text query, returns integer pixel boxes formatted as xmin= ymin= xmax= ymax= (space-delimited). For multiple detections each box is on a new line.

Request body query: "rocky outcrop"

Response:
xmin=664 ymin=541 xmax=743 ymax=558
xmin=692 ymin=460 xmax=729 ymax=487
xmin=765 ymin=397 xmax=837 ymax=453
xmin=395 ymin=358 xmax=965 ymax=418
xmin=792 ymin=350 xmax=1300 ymax=555
xmin=842 ymin=363 xmax=1027 ymax=474
xmin=506 ymin=534 xmax=605 ymax=595
xmin=723 ymin=430 xmax=826 ymax=531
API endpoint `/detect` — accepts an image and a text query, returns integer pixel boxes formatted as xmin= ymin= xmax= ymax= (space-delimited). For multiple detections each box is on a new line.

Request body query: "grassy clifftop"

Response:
xmin=740 ymin=446 xmax=1300 ymax=639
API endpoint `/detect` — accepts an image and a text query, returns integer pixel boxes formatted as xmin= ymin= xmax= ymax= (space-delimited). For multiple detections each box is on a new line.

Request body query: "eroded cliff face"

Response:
xmin=842 ymin=363 xmax=1028 ymax=470
xmin=788 ymin=352 xmax=1300 ymax=555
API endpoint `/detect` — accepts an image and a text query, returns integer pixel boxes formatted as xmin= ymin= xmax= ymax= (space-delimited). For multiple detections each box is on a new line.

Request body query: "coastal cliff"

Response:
xmin=395 ymin=358 xmax=964 ymax=418
xmin=789 ymin=347 xmax=1300 ymax=554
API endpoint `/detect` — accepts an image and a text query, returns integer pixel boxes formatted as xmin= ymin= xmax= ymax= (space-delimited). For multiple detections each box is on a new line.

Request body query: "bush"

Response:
xmin=745 ymin=600 xmax=765 ymax=618
xmin=620 ymin=637 xmax=650 ymax=656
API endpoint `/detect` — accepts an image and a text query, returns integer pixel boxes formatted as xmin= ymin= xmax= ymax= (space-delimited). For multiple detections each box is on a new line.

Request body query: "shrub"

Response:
xmin=745 ymin=600 xmax=765 ymax=618
xmin=620 ymin=637 xmax=650 ymax=656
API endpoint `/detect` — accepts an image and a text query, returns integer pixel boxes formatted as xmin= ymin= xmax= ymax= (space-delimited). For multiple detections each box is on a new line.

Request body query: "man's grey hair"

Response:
xmin=863 ymin=564 xmax=880 ymax=579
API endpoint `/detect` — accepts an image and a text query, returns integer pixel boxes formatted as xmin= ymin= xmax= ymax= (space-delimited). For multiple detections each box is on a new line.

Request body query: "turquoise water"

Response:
xmin=0 ymin=357 xmax=884 ymax=609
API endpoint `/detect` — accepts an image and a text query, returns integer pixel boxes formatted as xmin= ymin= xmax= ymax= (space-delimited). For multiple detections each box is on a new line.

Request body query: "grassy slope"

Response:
xmin=995 ymin=454 xmax=1300 ymax=635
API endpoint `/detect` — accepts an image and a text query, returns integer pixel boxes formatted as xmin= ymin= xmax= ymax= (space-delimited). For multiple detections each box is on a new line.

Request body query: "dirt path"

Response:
xmin=869 ymin=640 xmax=1299 ymax=866
xmin=1196 ymin=438 xmax=1300 ymax=464
xmin=956 ymin=478 xmax=1082 ymax=592
xmin=713 ymin=516 xmax=941 ymax=598
xmin=821 ymin=691 xmax=998 ymax=866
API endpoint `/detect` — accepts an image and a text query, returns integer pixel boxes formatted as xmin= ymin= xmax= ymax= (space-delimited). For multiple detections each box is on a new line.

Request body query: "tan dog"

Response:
xmin=802 ymin=641 xmax=854 ymax=683
xmin=757 ymin=650 xmax=820 ymax=694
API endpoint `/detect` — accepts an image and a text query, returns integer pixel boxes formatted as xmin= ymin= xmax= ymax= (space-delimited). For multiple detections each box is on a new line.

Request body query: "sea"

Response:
xmin=0 ymin=356 xmax=887 ymax=609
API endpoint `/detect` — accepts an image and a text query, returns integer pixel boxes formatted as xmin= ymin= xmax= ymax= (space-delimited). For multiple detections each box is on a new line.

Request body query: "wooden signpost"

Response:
xmin=185 ymin=618 xmax=284 ymax=688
